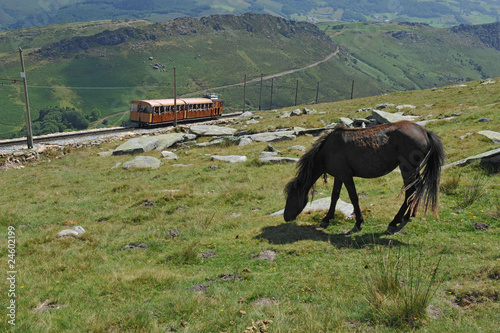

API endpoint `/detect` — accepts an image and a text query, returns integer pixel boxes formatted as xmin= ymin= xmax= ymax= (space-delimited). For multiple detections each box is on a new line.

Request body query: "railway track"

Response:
xmin=0 ymin=112 xmax=242 ymax=151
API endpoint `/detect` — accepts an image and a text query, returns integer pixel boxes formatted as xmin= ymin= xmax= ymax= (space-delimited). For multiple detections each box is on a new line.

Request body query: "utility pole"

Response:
xmin=258 ymin=74 xmax=263 ymax=111
xmin=243 ymin=74 xmax=246 ymax=113
xmin=294 ymin=79 xmax=299 ymax=106
xmin=19 ymin=48 xmax=33 ymax=149
xmin=173 ymin=66 xmax=177 ymax=127
xmin=350 ymin=79 xmax=355 ymax=100
xmin=315 ymin=81 xmax=320 ymax=104
xmin=269 ymin=78 xmax=274 ymax=110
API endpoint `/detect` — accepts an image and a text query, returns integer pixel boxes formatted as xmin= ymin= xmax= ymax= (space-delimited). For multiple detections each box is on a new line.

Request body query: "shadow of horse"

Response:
xmin=256 ymin=222 xmax=407 ymax=249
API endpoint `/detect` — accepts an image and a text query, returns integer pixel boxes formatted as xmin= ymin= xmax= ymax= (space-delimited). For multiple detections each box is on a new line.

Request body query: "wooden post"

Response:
xmin=243 ymin=74 xmax=246 ymax=113
xmin=173 ymin=66 xmax=177 ymax=127
xmin=350 ymin=79 xmax=355 ymax=100
xmin=19 ymin=48 xmax=33 ymax=149
xmin=269 ymin=78 xmax=273 ymax=110
xmin=315 ymin=81 xmax=320 ymax=104
xmin=294 ymin=79 xmax=299 ymax=106
xmin=258 ymin=73 xmax=263 ymax=111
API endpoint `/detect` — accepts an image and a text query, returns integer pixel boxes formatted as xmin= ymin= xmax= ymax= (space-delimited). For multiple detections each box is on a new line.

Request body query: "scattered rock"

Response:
xmin=57 ymin=226 xmax=85 ymax=238
xmin=375 ymin=103 xmax=395 ymax=109
xmin=477 ymin=130 xmax=500 ymax=144
xmin=443 ymin=148 xmax=500 ymax=169
xmin=34 ymin=299 xmax=64 ymax=312
xmin=481 ymin=79 xmax=496 ymax=85
xmin=188 ymin=284 xmax=209 ymax=292
xmin=303 ymin=108 xmax=318 ymax=115
xmin=478 ymin=118 xmax=492 ymax=123
xmin=291 ymin=109 xmax=302 ymax=117
xmin=460 ymin=132 xmax=474 ymax=140
xmin=201 ymin=251 xmax=217 ymax=259
xmin=339 ymin=117 xmax=353 ymax=127
xmin=259 ymin=156 xmax=299 ymax=163
xmin=113 ymin=136 xmax=161 ymax=155
xmin=122 ymin=243 xmax=148 ymax=250
xmin=165 ymin=230 xmax=180 ymax=239
xmin=473 ymin=222 xmax=489 ymax=231
xmin=122 ymin=156 xmax=163 ymax=169
xmin=396 ymin=104 xmax=417 ymax=110
xmin=189 ymin=125 xmax=237 ymax=136
xmin=277 ymin=111 xmax=292 ymax=118
xmin=211 ymin=155 xmax=247 ymax=163
xmin=161 ymin=151 xmax=179 ymax=160
xmin=252 ymin=250 xmax=277 ymax=262
xmin=270 ymin=197 xmax=354 ymax=218
xmin=245 ymin=131 xmax=296 ymax=143
xmin=371 ymin=110 xmax=419 ymax=123
xmin=239 ymin=111 xmax=254 ymax=118
xmin=288 ymin=145 xmax=306 ymax=152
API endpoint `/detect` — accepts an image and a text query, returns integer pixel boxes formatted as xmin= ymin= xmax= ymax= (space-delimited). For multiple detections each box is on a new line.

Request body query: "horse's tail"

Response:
xmin=284 ymin=131 xmax=329 ymax=200
xmin=411 ymin=129 xmax=445 ymax=215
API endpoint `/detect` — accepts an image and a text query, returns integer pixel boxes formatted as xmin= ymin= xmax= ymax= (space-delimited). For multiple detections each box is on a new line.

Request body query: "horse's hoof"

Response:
xmin=320 ymin=218 xmax=331 ymax=229
xmin=386 ymin=225 xmax=399 ymax=234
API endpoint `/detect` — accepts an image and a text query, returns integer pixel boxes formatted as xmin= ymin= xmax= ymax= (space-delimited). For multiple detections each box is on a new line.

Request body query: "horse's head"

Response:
xmin=283 ymin=178 xmax=309 ymax=222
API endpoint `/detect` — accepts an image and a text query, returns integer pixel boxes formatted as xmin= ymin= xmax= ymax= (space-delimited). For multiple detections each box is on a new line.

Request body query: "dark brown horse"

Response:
xmin=284 ymin=120 xmax=445 ymax=234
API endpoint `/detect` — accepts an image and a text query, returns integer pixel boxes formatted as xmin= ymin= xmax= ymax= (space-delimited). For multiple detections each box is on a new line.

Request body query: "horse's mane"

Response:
xmin=284 ymin=126 xmax=340 ymax=199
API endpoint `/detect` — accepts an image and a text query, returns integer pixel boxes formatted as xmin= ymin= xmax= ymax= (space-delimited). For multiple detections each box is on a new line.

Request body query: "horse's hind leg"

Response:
xmin=387 ymin=173 xmax=418 ymax=234
xmin=343 ymin=177 xmax=364 ymax=233
xmin=320 ymin=178 xmax=342 ymax=228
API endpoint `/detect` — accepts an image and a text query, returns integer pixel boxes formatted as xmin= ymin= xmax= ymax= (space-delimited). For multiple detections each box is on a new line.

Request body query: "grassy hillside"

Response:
xmin=0 ymin=78 xmax=498 ymax=332
xmin=1 ymin=15 xmax=499 ymax=140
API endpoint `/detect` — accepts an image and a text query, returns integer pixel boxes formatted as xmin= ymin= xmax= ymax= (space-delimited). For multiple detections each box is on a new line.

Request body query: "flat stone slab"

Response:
xmin=372 ymin=110 xmax=419 ymax=123
xmin=245 ymin=131 xmax=296 ymax=143
xmin=211 ymin=155 xmax=247 ymax=163
xmin=57 ymin=226 xmax=86 ymax=238
xmin=113 ymin=136 xmax=161 ymax=155
xmin=189 ymin=125 xmax=237 ymax=136
xmin=113 ymin=133 xmax=188 ymax=155
xmin=443 ymin=148 xmax=500 ymax=169
xmin=478 ymin=130 xmax=500 ymax=144
xmin=122 ymin=156 xmax=163 ymax=169
xmin=259 ymin=156 xmax=299 ymax=163
xmin=271 ymin=197 xmax=354 ymax=218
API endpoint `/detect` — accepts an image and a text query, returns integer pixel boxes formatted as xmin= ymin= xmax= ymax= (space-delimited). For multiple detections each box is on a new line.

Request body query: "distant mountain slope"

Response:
xmin=0 ymin=14 xmax=499 ymax=139
xmin=1 ymin=0 xmax=499 ymax=30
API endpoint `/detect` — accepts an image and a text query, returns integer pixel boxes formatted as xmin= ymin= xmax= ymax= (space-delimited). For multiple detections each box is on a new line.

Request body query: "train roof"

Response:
xmin=130 ymin=98 xmax=214 ymax=107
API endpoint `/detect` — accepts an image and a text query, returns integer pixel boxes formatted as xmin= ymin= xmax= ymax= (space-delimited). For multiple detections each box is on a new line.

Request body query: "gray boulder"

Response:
xmin=246 ymin=131 xmax=296 ymax=143
xmin=303 ymin=108 xmax=318 ymax=115
xmin=57 ymin=226 xmax=86 ymax=238
xmin=277 ymin=111 xmax=292 ymax=118
xmin=161 ymin=151 xmax=179 ymax=160
xmin=443 ymin=148 xmax=500 ymax=169
xmin=271 ymin=197 xmax=354 ymax=218
xmin=478 ymin=130 xmax=500 ymax=144
xmin=396 ymin=104 xmax=417 ymax=110
xmin=113 ymin=136 xmax=161 ymax=155
xmin=123 ymin=156 xmax=163 ymax=169
xmin=259 ymin=156 xmax=299 ymax=163
xmin=238 ymin=111 xmax=254 ymax=118
xmin=156 ymin=133 xmax=191 ymax=150
xmin=211 ymin=155 xmax=247 ymax=163
xmin=291 ymin=109 xmax=302 ymax=117
xmin=189 ymin=125 xmax=237 ymax=136
xmin=371 ymin=110 xmax=419 ymax=123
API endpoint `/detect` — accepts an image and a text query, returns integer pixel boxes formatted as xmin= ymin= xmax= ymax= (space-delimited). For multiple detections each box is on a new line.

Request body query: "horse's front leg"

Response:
xmin=343 ymin=177 xmax=364 ymax=233
xmin=320 ymin=178 xmax=342 ymax=228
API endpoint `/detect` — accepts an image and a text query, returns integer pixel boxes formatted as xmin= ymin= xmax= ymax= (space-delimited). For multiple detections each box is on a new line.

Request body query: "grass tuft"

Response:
xmin=364 ymin=244 xmax=441 ymax=329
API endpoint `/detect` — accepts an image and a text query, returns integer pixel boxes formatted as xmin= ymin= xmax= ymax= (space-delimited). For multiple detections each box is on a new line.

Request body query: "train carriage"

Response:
xmin=130 ymin=93 xmax=223 ymax=126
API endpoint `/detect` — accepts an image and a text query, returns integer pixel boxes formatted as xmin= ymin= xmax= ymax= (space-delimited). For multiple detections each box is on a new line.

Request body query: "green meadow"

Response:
xmin=0 ymin=78 xmax=498 ymax=332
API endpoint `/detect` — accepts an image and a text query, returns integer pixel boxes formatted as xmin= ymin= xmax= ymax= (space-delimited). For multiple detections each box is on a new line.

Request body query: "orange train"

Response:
xmin=130 ymin=93 xmax=224 ymax=126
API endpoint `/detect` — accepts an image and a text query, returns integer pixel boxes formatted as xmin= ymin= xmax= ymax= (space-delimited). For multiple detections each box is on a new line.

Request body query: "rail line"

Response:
xmin=0 ymin=112 xmax=242 ymax=150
